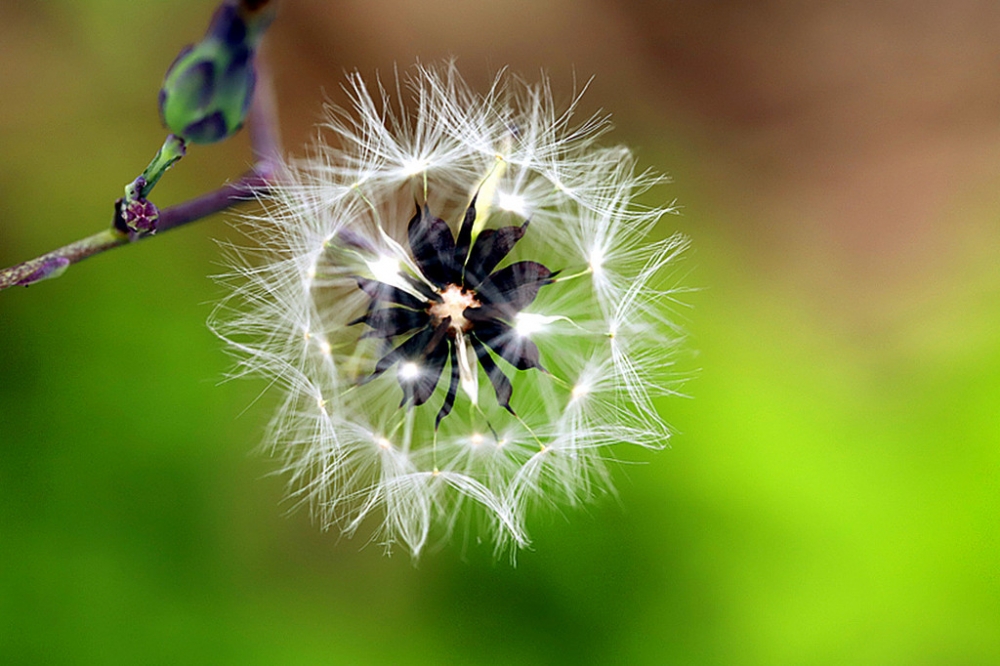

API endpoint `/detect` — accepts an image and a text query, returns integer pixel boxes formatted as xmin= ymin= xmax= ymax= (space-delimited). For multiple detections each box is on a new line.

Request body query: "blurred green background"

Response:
xmin=2 ymin=1 xmax=998 ymax=663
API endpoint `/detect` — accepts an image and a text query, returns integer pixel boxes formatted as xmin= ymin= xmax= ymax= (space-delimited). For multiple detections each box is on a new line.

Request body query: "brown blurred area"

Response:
xmin=615 ymin=1 xmax=1000 ymax=288
xmin=261 ymin=0 xmax=1000 ymax=350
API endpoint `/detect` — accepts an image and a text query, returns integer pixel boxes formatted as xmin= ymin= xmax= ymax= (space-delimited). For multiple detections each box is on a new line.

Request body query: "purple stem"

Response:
xmin=158 ymin=168 xmax=270 ymax=233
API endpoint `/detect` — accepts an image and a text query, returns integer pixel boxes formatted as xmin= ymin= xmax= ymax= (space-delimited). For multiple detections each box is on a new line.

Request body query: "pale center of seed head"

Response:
xmin=429 ymin=284 xmax=480 ymax=332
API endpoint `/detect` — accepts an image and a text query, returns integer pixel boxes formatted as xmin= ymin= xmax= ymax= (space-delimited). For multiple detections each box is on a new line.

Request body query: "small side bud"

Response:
xmin=159 ymin=0 xmax=276 ymax=144
xmin=118 ymin=176 xmax=161 ymax=234
xmin=16 ymin=256 xmax=70 ymax=287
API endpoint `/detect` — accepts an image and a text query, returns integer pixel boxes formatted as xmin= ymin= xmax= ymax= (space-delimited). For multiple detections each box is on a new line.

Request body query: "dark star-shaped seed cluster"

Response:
xmin=352 ymin=198 xmax=557 ymax=425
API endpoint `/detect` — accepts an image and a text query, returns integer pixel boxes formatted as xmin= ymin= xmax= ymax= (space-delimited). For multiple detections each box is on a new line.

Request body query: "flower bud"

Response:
xmin=16 ymin=256 xmax=70 ymax=287
xmin=158 ymin=1 xmax=275 ymax=144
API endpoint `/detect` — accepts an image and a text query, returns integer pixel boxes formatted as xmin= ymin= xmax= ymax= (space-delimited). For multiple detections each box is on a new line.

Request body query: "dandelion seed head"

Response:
xmin=212 ymin=63 xmax=687 ymax=557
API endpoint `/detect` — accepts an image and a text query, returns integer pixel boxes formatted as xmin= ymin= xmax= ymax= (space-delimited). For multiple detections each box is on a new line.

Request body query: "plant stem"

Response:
xmin=134 ymin=134 xmax=188 ymax=199
xmin=0 ymin=58 xmax=281 ymax=293
xmin=0 ymin=167 xmax=271 ymax=290
xmin=0 ymin=230 xmax=128 ymax=289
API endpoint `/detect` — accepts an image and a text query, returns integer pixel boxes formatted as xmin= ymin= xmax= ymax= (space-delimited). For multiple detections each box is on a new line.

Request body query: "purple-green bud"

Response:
xmin=119 ymin=176 xmax=161 ymax=234
xmin=159 ymin=1 xmax=276 ymax=144
xmin=123 ymin=197 xmax=160 ymax=235
xmin=16 ymin=256 xmax=70 ymax=287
